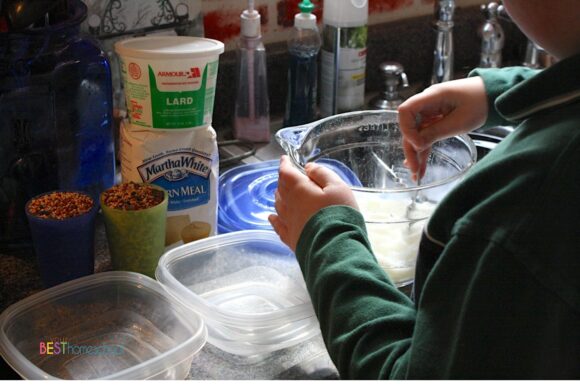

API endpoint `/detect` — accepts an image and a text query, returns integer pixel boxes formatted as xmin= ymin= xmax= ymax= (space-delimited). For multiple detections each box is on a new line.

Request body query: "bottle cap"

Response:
xmin=323 ymin=0 xmax=368 ymax=28
xmin=299 ymin=0 xmax=315 ymax=13
xmin=241 ymin=1 xmax=261 ymax=38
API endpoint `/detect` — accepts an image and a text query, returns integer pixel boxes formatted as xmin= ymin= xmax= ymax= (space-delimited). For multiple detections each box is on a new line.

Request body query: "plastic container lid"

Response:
xmin=0 ymin=272 xmax=207 ymax=380
xmin=156 ymin=230 xmax=320 ymax=356
xmin=114 ymin=36 xmax=225 ymax=60
xmin=218 ymin=160 xmax=362 ymax=233
xmin=217 ymin=161 xmax=278 ymax=233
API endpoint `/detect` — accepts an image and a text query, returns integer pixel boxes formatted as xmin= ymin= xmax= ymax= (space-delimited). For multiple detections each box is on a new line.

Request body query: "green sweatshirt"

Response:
xmin=296 ymin=53 xmax=580 ymax=379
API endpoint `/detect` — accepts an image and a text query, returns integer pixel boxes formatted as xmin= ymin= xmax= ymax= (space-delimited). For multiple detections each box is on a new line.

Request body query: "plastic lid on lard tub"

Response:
xmin=218 ymin=159 xmax=362 ymax=233
xmin=114 ymin=36 xmax=225 ymax=59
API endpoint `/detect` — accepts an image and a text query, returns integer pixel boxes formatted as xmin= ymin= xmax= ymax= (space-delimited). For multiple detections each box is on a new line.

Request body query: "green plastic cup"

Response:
xmin=100 ymin=184 xmax=168 ymax=277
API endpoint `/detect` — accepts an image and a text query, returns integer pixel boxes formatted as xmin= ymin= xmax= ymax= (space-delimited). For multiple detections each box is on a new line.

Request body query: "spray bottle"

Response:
xmin=283 ymin=0 xmax=321 ymax=127
xmin=233 ymin=0 xmax=271 ymax=143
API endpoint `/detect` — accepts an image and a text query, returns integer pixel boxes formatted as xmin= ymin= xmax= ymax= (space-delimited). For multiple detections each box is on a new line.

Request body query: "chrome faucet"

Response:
xmin=430 ymin=0 xmax=455 ymax=84
xmin=522 ymin=41 xmax=556 ymax=69
xmin=522 ymin=40 xmax=542 ymax=68
xmin=479 ymin=2 xmax=505 ymax=68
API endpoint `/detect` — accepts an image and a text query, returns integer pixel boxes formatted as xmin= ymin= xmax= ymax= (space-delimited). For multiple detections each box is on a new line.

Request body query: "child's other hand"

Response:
xmin=269 ymin=155 xmax=358 ymax=252
xmin=398 ymin=76 xmax=488 ymax=181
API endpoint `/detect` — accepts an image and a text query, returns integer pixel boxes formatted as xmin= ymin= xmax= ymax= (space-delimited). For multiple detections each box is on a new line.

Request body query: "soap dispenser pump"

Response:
xmin=233 ymin=0 xmax=271 ymax=142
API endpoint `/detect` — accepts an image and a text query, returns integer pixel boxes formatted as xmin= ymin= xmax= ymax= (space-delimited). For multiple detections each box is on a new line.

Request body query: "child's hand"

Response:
xmin=269 ymin=155 xmax=359 ymax=252
xmin=398 ymin=76 xmax=488 ymax=181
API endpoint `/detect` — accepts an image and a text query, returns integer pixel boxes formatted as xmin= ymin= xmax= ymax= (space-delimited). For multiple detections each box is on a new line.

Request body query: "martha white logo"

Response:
xmin=137 ymin=151 xmax=211 ymax=183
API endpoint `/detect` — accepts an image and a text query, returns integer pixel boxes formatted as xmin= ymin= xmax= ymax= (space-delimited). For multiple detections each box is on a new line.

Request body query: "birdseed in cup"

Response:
xmin=27 ymin=192 xmax=94 ymax=220
xmin=102 ymin=182 xmax=164 ymax=211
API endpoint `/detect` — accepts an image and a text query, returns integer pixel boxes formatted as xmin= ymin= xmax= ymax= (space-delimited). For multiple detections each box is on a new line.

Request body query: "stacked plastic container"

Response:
xmin=156 ymin=231 xmax=319 ymax=356
xmin=0 ymin=231 xmax=333 ymax=379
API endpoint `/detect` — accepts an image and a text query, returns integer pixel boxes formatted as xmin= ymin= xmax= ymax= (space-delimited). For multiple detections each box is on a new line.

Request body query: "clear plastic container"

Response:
xmin=0 ymin=272 xmax=207 ymax=380
xmin=156 ymin=230 xmax=320 ymax=356
xmin=276 ymin=110 xmax=477 ymax=286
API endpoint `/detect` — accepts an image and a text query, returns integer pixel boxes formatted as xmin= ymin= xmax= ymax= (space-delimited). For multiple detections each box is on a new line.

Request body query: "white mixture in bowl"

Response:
xmin=356 ymin=197 xmax=436 ymax=286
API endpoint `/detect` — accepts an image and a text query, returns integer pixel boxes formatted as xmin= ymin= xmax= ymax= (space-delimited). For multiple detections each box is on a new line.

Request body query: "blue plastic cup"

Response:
xmin=25 ymin=191 xmax=99 ymax=288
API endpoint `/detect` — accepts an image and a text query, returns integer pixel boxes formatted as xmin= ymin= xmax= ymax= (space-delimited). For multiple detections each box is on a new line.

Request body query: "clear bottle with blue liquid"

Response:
xmin=283 ymin=0 xmax=321 ymax=127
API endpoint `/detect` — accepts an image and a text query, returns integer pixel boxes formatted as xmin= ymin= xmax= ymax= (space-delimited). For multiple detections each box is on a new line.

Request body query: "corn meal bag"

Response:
xmin=120 ymin=120 xmax=218 ymax=247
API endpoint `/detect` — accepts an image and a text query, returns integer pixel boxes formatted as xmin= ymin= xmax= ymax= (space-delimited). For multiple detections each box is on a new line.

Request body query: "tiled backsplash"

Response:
xmin=81 ymin=0 xmax=484 ymax=54
xmin=209 ymin=4 xmax=527 ymax=134
xmin=202 ymin=0 xmax=483 ymax=49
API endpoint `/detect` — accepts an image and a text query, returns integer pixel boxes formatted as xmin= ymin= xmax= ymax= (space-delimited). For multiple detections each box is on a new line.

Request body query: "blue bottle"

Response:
xmin=0 ymin=0 xmax=115 ymax=250
xmin=283 ymin=0 xmax=321 ymax=127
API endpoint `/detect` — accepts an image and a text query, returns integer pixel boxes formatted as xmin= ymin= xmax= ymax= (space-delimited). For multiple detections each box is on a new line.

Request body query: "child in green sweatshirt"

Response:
xmin=269 ymin=0 xmax=580 ymax=379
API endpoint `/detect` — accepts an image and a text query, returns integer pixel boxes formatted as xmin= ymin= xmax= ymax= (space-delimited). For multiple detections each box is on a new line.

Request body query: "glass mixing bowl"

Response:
xmin=276 ymin=110 xmax=477 ymax=286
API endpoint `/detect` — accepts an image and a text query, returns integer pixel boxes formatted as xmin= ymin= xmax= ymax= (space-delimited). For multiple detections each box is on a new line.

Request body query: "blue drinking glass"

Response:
xmin=25 ymin=191 xmax=99 ymax=288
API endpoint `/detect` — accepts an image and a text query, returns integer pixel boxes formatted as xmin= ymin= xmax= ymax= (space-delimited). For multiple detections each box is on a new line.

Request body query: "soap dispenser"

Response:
xmin=233 ymin=0 xmax=271 ymax=143
xmin=283 ymin=0 xmax=321 ymax=127
xmin=369 ymin=61 xmax=409 ymax=110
